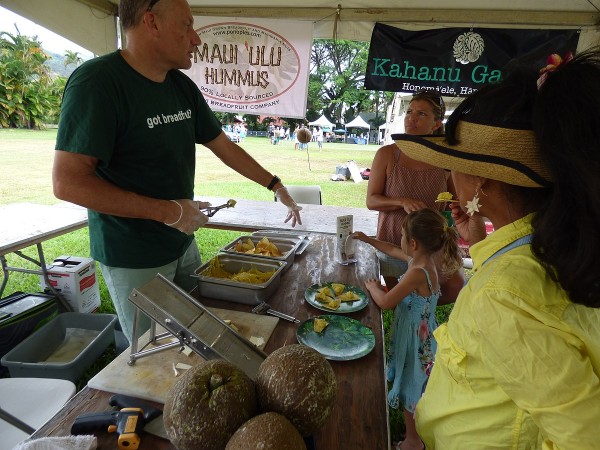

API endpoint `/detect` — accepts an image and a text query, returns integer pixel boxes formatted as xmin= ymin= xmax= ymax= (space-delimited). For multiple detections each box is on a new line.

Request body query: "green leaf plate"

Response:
xmin=296 ymin=315 xmax=375 ymax=361
xmin=304 ymin=282 xmax=368 ymax=313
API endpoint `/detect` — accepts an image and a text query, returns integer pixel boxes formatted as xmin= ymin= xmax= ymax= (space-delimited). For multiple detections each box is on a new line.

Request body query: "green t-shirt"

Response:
xmin=56 ymin=51 xmax=222 ymax=268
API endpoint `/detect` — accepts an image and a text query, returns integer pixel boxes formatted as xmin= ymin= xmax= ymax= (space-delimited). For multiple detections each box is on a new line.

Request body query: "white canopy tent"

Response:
xmin=1 ymin=0 xmax=599 ymax=56
xmin=345 ymin=115 xmax=371 ymax=130
xmin=308 ymin=115 xmax=335 ymax=130
xmin=344 ymin=115 xmax=371 ymax=144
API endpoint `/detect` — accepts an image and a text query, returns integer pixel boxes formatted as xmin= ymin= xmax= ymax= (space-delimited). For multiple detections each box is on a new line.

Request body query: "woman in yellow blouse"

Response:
xmin=394 ymin=49 xmax=600 ymax=449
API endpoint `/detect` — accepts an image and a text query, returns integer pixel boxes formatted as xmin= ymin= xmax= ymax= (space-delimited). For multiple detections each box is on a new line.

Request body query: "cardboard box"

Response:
xmin=40 ymin=256 xmax=100 ymax=313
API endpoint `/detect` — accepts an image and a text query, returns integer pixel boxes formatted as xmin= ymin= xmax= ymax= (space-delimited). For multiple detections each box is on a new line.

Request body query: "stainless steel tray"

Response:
xmin=220 ymin=235 xmax=300 ymax=270
xmin=252 ymin=230 xmax=312 ymax=255
xmin=192 ymin=253 xmax=286 ymax=305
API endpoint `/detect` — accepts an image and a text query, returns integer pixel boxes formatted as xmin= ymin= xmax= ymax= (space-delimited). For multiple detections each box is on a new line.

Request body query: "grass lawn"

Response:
xmin=1 ymin=128 xmax=377 ymax=305
xmin=0 ymin=128 xmax=453 ymax=442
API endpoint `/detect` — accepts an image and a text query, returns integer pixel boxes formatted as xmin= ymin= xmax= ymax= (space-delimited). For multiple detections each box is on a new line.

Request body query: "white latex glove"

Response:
xmin=275 ymin=186 xmax=303 ymax=227
xmin=164 ymin=199 xmax=210 ymax=234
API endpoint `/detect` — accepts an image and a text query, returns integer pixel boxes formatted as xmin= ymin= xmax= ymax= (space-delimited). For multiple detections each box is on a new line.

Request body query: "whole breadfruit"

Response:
xmin=163 ymin=359 xmax=257 ymax=450
xmin=226 ymin=412 xmax=307 ymax=450
xmin=256 ymin=344 xmax=337 ymax=436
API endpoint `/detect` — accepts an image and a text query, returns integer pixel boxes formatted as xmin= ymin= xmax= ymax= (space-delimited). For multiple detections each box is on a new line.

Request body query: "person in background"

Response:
xmin=278 ymin=126 xmax=286 ymax=144
xmin=367 ymin=90 xmax=463 ymax=301
xmin=395 ymin=49 xmax=600 ymax=449
xmin=268 ymin=123 xmax=275 ymax=144
xmin=293 ymin=126 xmax=300 ymax=150
xmin=316 ymin=126 xmax=324 ymax=150
xmin=52 ymin=0 xmax=302 ymax=344
xmin=353 ymin=208 xmax=462 ymax=450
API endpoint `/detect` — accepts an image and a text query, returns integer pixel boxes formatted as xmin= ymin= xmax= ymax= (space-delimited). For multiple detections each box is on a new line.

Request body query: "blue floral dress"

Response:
xmin=386 ymin=268 xmax=440 ymax=413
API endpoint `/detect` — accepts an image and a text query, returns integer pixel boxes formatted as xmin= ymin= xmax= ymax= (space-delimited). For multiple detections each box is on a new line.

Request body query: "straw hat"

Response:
xmin=393 ymin=119 xmax=553 ymax=188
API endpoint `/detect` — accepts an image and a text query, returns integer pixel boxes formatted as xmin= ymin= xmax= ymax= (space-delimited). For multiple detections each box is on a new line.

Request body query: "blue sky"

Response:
xmin=0 ymin=6 xmax=93 ymax=57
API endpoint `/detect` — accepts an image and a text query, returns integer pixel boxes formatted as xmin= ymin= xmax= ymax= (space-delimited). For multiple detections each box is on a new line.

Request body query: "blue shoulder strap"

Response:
xmin=420 ymin=267 xmax=435 ymax=296
xmin=482 ymin=234 xmax=533 ymax=266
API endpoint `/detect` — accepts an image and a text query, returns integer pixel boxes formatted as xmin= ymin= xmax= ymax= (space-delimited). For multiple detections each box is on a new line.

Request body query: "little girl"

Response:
xmin=353 ymin=208 xmax=462 ymax=450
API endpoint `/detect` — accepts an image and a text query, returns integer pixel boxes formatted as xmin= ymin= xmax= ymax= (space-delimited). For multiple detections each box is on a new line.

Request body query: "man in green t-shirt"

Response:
xmin=53 ymin=0 xmax=302 ymax=344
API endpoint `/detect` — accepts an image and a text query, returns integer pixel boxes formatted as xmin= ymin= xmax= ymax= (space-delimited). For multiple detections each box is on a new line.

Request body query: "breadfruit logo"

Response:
xmin=453 ymin=31 xmax=485 ymax=64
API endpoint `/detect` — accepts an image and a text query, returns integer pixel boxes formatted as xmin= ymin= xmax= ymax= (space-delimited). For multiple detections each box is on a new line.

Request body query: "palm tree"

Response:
xmin=63 ymin=50 xmax=83 ymax=69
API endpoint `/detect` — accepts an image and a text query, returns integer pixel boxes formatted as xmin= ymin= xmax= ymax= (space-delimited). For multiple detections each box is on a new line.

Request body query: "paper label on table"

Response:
xmin=336 ymin=215 xmax=357 ymax=265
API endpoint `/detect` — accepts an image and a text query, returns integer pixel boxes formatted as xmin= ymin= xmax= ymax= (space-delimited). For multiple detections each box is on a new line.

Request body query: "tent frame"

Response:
xmin=2 ymin=0 xmax=600 ymax=56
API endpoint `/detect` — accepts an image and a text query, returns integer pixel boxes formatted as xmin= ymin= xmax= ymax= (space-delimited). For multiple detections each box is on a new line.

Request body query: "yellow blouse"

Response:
xmin=415 ymin=214 xmax=600 ymax=450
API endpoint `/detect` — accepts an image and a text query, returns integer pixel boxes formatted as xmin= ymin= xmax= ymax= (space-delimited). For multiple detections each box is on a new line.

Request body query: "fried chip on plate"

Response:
xmin=313 ymin=318 xmax=329 ymax=333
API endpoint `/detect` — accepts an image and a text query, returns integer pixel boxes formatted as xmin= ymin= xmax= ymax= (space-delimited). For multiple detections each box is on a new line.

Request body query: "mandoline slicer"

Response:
xmin=126 ymin=273 xmax=266 ymax=380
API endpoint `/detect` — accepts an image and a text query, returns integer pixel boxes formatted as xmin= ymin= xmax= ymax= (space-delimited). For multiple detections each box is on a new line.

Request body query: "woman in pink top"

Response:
xmin=368 ymin=90 xmax=459 ymax=292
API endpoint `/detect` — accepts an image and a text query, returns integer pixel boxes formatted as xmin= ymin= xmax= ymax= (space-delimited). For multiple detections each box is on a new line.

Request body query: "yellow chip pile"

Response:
xmin=314 ymin=283 xmax=360 ymax=310
xmin=203 ymin=256 xmax=276 ymax=284
xmin=234 ymin=237 xmax=282 ymax=257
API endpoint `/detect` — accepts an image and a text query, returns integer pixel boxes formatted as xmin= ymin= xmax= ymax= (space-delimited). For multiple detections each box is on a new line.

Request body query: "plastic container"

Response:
xmin=1 ymin=312 xmax=117 ymax=382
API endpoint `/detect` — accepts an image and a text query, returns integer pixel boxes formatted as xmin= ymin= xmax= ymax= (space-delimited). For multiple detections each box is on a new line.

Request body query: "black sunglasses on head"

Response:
xmin=412 ymin=89 xmax=446 ymax=116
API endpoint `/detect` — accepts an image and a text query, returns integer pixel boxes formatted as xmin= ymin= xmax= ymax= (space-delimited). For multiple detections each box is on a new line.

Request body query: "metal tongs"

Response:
xmin=201 ymin=198 xmax=237 ymax=217
xmin=252 ymin=302 xmax=300 ymax=323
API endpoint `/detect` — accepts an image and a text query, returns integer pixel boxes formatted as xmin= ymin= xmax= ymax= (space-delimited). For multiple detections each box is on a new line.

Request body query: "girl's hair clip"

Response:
xmin=537 ymin=52 xmax=573 ymax=89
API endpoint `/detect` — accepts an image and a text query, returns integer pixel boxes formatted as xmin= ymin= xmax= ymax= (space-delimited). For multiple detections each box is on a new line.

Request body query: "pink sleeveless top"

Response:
xmin=377 ymin=148 xmax=447 ymax=245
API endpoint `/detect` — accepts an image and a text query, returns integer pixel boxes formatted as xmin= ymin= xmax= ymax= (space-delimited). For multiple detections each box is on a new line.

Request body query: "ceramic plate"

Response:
xmin=296 ymin=315 xmax=375 ymax=360
xmin=304 ymin=283 xmax=368 ymax=313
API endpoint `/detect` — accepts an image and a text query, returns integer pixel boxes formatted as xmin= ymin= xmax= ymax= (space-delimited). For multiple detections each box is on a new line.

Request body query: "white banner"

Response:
xmin=185 ymin=17 xmax=314 ymax=119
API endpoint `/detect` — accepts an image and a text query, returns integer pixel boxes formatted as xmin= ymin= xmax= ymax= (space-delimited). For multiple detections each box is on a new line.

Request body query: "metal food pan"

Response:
xmin=251 ymin=230 xmax=312 ymax=255
xmin=192 ymin=253 xmax=286 ymax=305
xmin=221 ymin=235 xmax=301 ymax=270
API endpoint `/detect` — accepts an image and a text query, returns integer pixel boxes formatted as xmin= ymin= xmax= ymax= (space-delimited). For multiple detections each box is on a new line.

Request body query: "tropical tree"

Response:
xmin=309 ymin=39 xmax=391 ymax=126
xmin=63 ymin=50 xmax=83 ymax=69
xmin=46 ymin=75 xmax=67 ymax=124
xmin=0 ymin=29 xmax=56 ymax=128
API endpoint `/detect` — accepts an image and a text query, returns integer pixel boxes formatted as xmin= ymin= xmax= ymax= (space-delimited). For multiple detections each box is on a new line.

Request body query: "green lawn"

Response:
xmin=0 ymin=129 xmax=451 ymax=441
xmin=0 ymin=129 xmax=377 ymax=299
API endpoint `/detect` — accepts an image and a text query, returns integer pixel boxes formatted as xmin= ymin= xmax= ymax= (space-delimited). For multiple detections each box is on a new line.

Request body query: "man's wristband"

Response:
xmin=267 ymin=175 xmax=281 ymax=191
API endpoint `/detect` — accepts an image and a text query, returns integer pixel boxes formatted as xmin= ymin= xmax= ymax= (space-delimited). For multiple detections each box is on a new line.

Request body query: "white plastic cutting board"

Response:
xmin=88 ymin=308 xmax=278 ymax=403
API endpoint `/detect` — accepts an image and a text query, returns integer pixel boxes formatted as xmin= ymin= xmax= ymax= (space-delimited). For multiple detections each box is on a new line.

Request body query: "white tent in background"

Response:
xmin=345 ymin=115 xmax=372 ymax=144
xmin=308 ymin=115 xmax=335 ymax=130
xmin=345 ymin=115 xmax=371 ymax=130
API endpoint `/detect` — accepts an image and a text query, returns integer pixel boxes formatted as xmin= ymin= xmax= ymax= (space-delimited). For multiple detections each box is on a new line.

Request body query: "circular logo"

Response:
xmin=192 ymin=22 xmax=301 ymax=104
xmin=453 ymin=31 xmax=485 ymax=65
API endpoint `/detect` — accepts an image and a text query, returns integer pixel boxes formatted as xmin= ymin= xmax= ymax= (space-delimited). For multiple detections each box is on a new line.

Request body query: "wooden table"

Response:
xmin=0 ymin=202 xmax=88 ymax=308
xmin=30 ymin=235 xmax=389 ymax=450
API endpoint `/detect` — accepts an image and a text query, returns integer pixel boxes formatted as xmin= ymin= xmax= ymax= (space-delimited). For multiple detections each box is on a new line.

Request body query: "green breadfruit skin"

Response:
xmin=256 ymin=344 xmax=337 ymax=436
xmin=164 ymin=359 xmax=257 ymax=450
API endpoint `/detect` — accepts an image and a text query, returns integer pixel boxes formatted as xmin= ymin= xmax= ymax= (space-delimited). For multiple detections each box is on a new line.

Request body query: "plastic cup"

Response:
xmin=441 ymin=210 xmax=455 ymax=227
